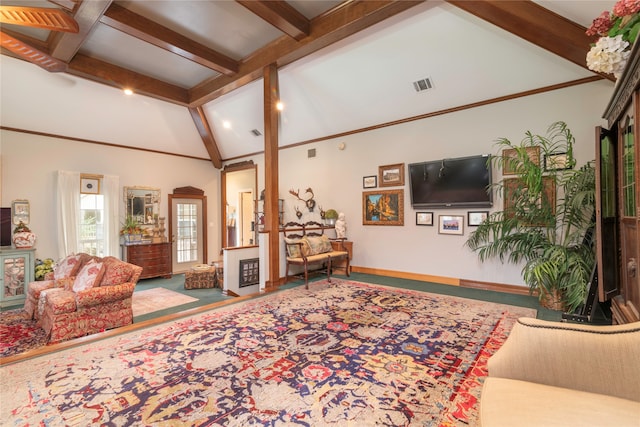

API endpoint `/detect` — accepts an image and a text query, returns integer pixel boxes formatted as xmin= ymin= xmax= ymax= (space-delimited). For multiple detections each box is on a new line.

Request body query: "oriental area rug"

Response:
xmin=0 ymin=279 xmax=535 ymax=426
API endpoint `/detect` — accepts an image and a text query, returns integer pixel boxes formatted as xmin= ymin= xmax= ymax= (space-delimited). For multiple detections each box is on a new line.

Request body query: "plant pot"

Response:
xmin=13 ymin=231 xmax=36 ymax=248
xmin=326 ymin=218 xmax=336 ymax=226
xmin=539 ymin=289 xmax=566 ymax=311
xmin=123 ymin=233 xmax=143 ymax=245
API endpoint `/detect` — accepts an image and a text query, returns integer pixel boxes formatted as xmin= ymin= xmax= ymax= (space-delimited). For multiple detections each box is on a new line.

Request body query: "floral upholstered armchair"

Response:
xmin=23 ymin=253 xmax=142 ymax=343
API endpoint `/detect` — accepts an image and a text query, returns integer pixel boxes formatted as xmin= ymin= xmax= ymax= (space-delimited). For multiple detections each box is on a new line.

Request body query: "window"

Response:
xmin=79 ymin=194 xmax=105 ymax=256
xmin=176 ymin=202 xmax=198 ymax=263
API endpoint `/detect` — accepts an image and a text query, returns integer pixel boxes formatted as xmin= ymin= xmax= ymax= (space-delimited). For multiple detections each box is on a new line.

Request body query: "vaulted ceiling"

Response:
xmin=0 ymin=1 xmax=615 ymax=168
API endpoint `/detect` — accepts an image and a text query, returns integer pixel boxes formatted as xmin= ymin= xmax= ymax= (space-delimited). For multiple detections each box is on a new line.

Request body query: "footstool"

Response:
xmin=184 ymin=265 xmax=217 ymax=289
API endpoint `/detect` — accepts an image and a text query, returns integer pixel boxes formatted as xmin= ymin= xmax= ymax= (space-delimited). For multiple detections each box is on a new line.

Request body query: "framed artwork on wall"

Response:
xmin=544 ymin=152 xmax=572 ymax=171
xmin=468 ymin=211 xmax=488 ymax=226
xmin=438 ymin=215 xmax=464 ymax=235
xmin=362 ymin=189 xmax=404 ymax=226
xmin=11 ymin=199 xmax=30 ymax=225
xmin=416 ymin=212 xmax=433 ymax=226
xmin=502 ymin=146 xmax=540 ymax=175
xmin=80 ymin=175 xmax=101 ymax=194
xmin=363 ymin=175 xmax=377 ymax=189
xmin=378 ymin=163 xmax=405 ymax=187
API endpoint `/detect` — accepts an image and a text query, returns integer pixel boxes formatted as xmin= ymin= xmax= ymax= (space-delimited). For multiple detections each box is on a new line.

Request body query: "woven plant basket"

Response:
xmin=540 ymin=288 xmax=566 ymax=311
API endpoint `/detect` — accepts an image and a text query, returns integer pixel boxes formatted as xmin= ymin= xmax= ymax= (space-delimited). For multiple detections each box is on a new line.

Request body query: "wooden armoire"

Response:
xmin=597 ymin=41 xmax=640 ymax=324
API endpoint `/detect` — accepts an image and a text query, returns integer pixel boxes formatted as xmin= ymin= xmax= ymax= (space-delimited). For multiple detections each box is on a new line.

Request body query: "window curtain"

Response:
xmin=56 ymin=170 xmax=81 ymax=258
xmin=102 ymin=174 xmax=120 ymax=257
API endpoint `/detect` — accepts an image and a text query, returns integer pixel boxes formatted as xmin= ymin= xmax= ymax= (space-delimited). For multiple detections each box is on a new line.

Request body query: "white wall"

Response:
xmin=275 ymin=80 xmax=613 ymax=287
xmin=0 ymin=131 xmax=221 ymax=261
xmin=1 ymin=80 xmax=614 ymax=289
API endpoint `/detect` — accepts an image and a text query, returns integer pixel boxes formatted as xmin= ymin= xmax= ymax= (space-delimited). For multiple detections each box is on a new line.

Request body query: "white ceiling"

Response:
xmin=0 ymin=1 xmax=615 ymax=162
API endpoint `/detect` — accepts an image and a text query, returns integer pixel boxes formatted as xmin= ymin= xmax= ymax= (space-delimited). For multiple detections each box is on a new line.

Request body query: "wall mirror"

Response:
xmin=123 ymin=186 xmax=161 ymax=225
xmin=221 ymin=161 xmax=257 ymax=248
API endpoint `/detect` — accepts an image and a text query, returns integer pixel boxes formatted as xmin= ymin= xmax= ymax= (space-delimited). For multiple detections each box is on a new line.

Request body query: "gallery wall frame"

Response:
xmin=416 ymin=212 xmax=433 ymax=226
xmin=11 ymin=199 xmax=30 ymax=225
xmin=378 ymin=163 xmax=405 ymax=187
xmin=503 ymin=176 xmax=557 ymax=220
xmin=80 ymin=174 xmax=102 ymax=195
xmin=544 ymin=152 xmax=572 ymax=171
xmin=362 ymin=189 xmax=404 ymax=226
xmin=363 ymin=175 xmax=377 ymax=189
xmin=468 ymin=211 xmax=488 ymax=226
xmin=502 ymin=146 xmax=540 ymax=175
xmin=438 ymin=215 xmax=464 ymax=235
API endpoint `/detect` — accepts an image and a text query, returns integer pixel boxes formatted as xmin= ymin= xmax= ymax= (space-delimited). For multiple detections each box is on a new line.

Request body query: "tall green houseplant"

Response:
xmin=466 ymin=122 xmax=596 ymax=312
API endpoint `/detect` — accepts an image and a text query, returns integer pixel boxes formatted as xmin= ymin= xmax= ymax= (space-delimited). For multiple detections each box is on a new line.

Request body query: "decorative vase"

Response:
xmin=13 ymin=231 xmax=36 ymax=248
xmin=124 ymin=233 xmax=143 ymax=245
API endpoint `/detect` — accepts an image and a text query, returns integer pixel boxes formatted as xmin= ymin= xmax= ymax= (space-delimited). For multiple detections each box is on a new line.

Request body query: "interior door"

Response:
xmin=169 ymin=190 xmax=207 ymax=273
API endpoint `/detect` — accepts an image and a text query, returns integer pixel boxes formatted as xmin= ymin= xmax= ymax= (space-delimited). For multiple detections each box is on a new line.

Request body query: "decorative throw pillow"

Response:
xmin=284 ymin=237 xmax=302 ymax=258
xmin=72 ymin=260 xmax=105 ymax=292
xmin=299 ymin=236 xmax=312 ymax=257
xmin=53 ymin=254 xmax=81 ymax=280
xmin=305 ymin=235 xmax=332 ymax=255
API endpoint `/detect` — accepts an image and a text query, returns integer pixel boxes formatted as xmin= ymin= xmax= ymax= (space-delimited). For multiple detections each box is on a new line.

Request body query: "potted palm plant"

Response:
xmin=466 ymin=122 xmax=596 ymax=311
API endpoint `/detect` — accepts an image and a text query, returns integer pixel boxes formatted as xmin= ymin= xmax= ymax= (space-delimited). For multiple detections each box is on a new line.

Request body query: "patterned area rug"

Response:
xmin=0 ymin=279 xmax=535 ymax=426
xmin=132 ymin=288 xmax=198 ymax=317
xmin=0 ymin=309 xmax=47 ymax=358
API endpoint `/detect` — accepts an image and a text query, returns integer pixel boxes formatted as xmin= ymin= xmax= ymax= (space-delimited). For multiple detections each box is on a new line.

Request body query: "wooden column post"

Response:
xmin=263 ymin=63 xmax=280 ymax=291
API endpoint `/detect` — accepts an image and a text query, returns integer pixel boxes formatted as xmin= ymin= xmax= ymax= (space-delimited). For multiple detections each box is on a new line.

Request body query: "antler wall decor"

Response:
xmin=289 ymin=188 xmax=316 ymax=212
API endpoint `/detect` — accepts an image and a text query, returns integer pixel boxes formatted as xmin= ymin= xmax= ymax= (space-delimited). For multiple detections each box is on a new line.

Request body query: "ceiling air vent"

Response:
xmin=250 ymin=129 xmax=262 ymax=136
xmin=413 ymin=77 xmax=433 ymax=93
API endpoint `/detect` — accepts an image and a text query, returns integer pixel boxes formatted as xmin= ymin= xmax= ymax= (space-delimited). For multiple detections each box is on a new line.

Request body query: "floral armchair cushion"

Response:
xmin=99 ymin=256 xmax=142 ymax=286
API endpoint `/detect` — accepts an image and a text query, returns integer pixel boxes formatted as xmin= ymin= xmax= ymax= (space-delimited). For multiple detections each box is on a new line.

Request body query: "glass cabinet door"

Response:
xmin=3 ymin=255 xmax=27 ymax=299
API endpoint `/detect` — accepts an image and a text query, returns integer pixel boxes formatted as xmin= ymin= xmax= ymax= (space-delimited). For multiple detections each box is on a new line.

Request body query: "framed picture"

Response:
xmin=416 ymin=212 xmax=433 ymax=226
xmin=11 ymin=199 xmax=30 ymax=225
xmin=468 ymin=211 xmax=488 ymax=226
xmin=502 ymin=146 xmax=540 ymax=175
xmin=378 ymin=163 xmax=405 ymax=187
xmin=363 ymin=175 xmax=377 ymax=189
xmin=504 ymin=176 xmax=556 ymax=219
xmin=438 ymin=215 xmax=464 ymax=235
xmin=544 ymin=152 xmax=572 ymax=171
xmin=362 ymin=189 xmax=404 ymax=226
xmin=80 ymin=176 xmax=101 ymax=194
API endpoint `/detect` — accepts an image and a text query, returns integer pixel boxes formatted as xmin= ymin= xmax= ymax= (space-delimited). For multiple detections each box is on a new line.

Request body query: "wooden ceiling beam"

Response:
xmin=67 ymin=53 xmax=190 ymax=105
xmin=188 ymin=106 xmax=223 ymax=169
xmin=49 ymin=0 xmax=112 ymax=61
xmin=101 ymin=3 xmax=239 ymax=76
xmin=237 ymin=0 xmax=310 ymax=41
xmin=446 ymin=0 xmax=602 ymax=76
xmin=189 ymin=0 xmax=423 ymax=106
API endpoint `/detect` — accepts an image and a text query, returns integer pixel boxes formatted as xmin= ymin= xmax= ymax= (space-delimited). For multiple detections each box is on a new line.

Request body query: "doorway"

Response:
xmin=169 ymin=188 xmax=207 ymax=273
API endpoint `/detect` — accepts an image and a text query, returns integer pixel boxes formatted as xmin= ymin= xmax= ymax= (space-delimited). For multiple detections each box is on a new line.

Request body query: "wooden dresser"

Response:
xmin=122 ymin=242 xmax=172 ymax=280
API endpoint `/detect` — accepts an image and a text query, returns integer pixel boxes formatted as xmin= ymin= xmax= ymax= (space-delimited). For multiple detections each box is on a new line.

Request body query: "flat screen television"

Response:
xmin=1 ymin=207 xmax=12 ymax=246
xmin=408 ymin=154 xmax=493 ymax=209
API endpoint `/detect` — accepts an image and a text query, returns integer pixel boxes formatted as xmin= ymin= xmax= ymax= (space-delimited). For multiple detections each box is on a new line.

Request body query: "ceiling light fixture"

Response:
xmin=223 ymin=121 xmax=232 ymax=129
xmin=276 ymin=101 xmax=284 ymax=111
xmin=123 ymin=88 xmax=133 ymax=95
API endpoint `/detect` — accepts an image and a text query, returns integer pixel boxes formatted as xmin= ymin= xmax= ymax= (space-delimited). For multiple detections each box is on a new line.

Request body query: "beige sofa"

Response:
xmin=480 ymin=317 xmax=640 ymax=426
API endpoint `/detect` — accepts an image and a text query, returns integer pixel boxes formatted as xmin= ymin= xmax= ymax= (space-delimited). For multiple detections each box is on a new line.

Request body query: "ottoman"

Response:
xmin=184 ymin=265 xmax=217 ymax=289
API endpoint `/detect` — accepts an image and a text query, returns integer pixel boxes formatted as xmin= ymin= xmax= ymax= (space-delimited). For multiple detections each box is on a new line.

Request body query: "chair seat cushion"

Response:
xmin=480 ymin=377 xmax=640 ymax=427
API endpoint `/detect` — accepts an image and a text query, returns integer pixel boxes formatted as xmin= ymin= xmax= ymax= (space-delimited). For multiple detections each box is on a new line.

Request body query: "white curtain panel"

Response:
xmin=56 ymin=170 xmax=80 ymax=258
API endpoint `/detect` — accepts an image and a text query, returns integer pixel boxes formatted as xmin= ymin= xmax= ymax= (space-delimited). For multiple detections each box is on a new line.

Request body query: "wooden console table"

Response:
xmin=331 ymin=240 xmax=353 ymax=275
xmin=122 ymin=242 xmax=172 ymax=280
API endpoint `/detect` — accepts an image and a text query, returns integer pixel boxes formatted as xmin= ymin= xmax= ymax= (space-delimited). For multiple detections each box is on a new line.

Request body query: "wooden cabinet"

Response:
xmin=599 ymin=41 xmax=640 ymax=324
xmin=330 ymin=240 xmax=353 ymax=275
xmin=0 ymin=247 xmax=35 ymax=308
xmin=122 ymin=242 xmax=172 ymax=280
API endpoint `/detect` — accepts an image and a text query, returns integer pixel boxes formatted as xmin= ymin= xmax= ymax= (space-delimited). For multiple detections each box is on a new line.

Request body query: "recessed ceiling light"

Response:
xmin=276 ymin=101 xmax=284 ymax=111
xmin=123 ymin=88 xmax=133 ymax=95
xmin=223 ymin=121 xmax=232 ymax=129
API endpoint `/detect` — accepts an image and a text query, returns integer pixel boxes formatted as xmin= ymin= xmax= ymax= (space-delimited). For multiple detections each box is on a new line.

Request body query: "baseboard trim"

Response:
xmin=351 ymin=266 xmax=530 ymax=296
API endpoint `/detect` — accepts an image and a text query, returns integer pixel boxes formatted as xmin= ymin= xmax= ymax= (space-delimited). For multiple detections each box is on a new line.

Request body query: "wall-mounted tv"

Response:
xmin=408 ymin=154 xmax=493 ymax=209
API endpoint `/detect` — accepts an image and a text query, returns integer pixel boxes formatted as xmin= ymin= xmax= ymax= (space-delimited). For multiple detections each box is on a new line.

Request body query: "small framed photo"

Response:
xmin=80 ymin=176 xmax=100 ymax=194
xmin=544 ymin=152 xmax=572 ymax=171
xmin=379 ymin=163 xmax=405 ymax=187
xmin=12 ymin=199 xmax=30 ymax=225
xmin=363 ymin=175 xmax=377 ymax=189
xmin=416 ymin=212 xmax=433 ymax=226
xmin=438 ymin=215 xmax=464 ymax=235
xmin=468 ymin=211 xmax=488 ymax=226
